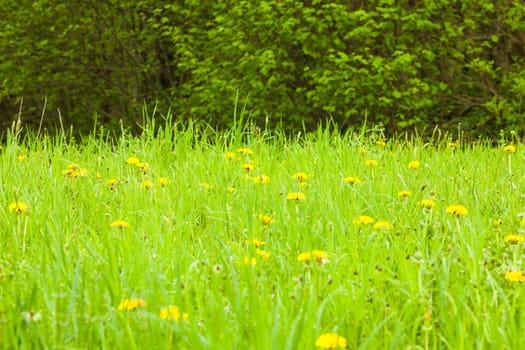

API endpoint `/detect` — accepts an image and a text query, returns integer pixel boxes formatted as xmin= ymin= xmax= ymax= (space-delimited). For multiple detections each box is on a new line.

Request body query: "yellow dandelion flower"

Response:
xmin=141 ymin=180 xmax=154 ymax=190
xmin=258 ymin=214 xmax=275 ymax=225
xmin=297 ymin=252 xmax=311 ymax=262
xmin=106 ymin=178 xmax=118 ymax=188
xmin=365 ymin=159 xmax=378 ymax=167
xmin=8 ymin=201 xmax=28 ymax=214
xmin=157 ymin=177 xmax=169 ymax=186
xmin=287 ymin=192 xmax=306 ymax=201
xmin=503 ymin=145 xmax=516 ymax=154
xmin=159 ymin=305 xmax=188 ymax=321
xmin=493 ymin=218 xmax=503 ymax=226
xmin=237 ymin=148 xmax=253 ymax=155
xmin=446 ymin=205 xmax=468 ymax=217
xmin=448 ymin=141 xmax=457 ymax=148
xmin=224 ymin=151 xmax=236 ymax=160
xmin=352 ymin=215 xmax=375 ymax=225
xmin=397 ymin=190 xmax=412 ymax=198
xmin=200 ymin=182 xmax=212 ymax=190
xmin=17 ymin=155 xmax=26 ymax=161
xmin=419 ymin=199 xmax=436 ymax=209
xmin=376 ymin=140 xmax=386 ymax=147
xmin=243 ymin=256 xmax=257 ymax=265
xmin=343 ymin=176 xmax=361 ymax=185
xmin=117 ymin=298 xmax=146 ymax=311
xmin=136 ymin=162 xmax=149 ymax=173
xmin=312 ymin=250 xmax=329 ymax=262
xmin=246 ymin=239 xmax=265 ymax=248
xmin=62 ymin=168 xmax=77 ymax=177
xmin=253 ymin=175 xmax=270 ymax=184
xmin=292 ymin=172 xmax=308 ymax=182
xmin=408 ymin=161 xmax=420 ymax=169
xmin=256 ymin=249 xmax=271 ymax=260
xmin=297 ymin=250 xmax=328 ymax=264
xmin=126 ymin=157 xmax=140 ymax=165
xmin=242 ymin=162 xmax=254 ymax=172
xmin=110 ymin=220 xmax=130 ymax=228
xmin=359 ymin=147 xmax=367 ymax=154
xmin=373 ymin=220 xmax=393 ymax=230
xmin=504 ymin=235 xmax=525 ymax=243
xmin=505 ymin=270 xmax=525 ymax=282
xmin=315 ymin=332 xmax=348 ymax=349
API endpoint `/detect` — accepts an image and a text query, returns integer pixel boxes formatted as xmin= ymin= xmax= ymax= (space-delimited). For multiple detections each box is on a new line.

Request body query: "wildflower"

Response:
xmin=315 ymin=332 xmax=348 ymax=349
xmin=126 ymin=157 xmax=140 ymax=165
xmin=110 ymin=220 xmax=130 ymax=228
xmin=359 ymin=147 xmax=367 ymax=154
xmin=137 ymin=162 xmax=149 ymax=173
xmin=503 ymin=145 xmax=516 ymax=154
xmin=157 ymin=177 xmax=169 ymax=186
xmin=237 ymin=148 xmax=253 ymax=155
xmin=408 ymin=161 xmax=420 ymax=169
xmin=227 ymin=186 xmax=236 ymax=193
xmin=21 ymin=311 xmax=42 ymax=322
xmin=8 ymin=201 xmax=28 ymax=214
xmin=224 ymin=151 xmax=236 ymax=160
xmin=246 ymin=239 xmax=265 ymax=248
xmin=365 ymin=159 xmax=378 ymax=167
xmin=419 ymin=199 xmax=436 ymax=209
xmin=256 ymin=249 xmax=271 ymax=260
xmin=253 ymin=175 xmax=270 ymax=184
xmin=242 ymin=162 xmax=254 ymax=172
xmin=258 ymin=214 xmax=275 ymax=225
xmin=373 ymin=220 xmax=393 ymax=230
xmin=504 ymin=235 xmax=525 ymax=243
xmin=243 ymin=256 xmax=257 ymax=265
xmin=63 ymin=164 xmax=87 ymax=177
xmin=424 ymin=312 xmax=432 ymax=321
xmin=117 ymin=298 xmax=146 ymax=311
xmin=343 ymin=176 xmax=361 ymax=185
xmin=200 ymin=182 xmax=212 ymax=190
xmin=448 ymin=142 xmax=457 ymax=149
xmin=212 ymin=264 xmax=223 ymax=274
xmin=141 ymin=180 xmax=154 ymax=190
xmin=505 ymin=270 xmax=525 ymax=282
xmin=376 ymin=140 xmax=386 ymax=147
xmin=297 ymin=250 xmax=329 ymax=264
xmin=106 ymin=178 xmax=118 ymax=188
xmin=287 ymin=192 xmax=306 ymax=201
xmin=446 ymin=205 xmax=468 ymax=217
xmin=352 ymin=215 xmax=375 ymax=225
xmin=17 ymin=155 xmax=26 ymax=161
xmin=292 ymin=172 xmax=308 ymax=182
xmin=493 ymin=218 xmax=503 ymax=226
xmin=397 ymin=190 xmax=412 ymax=198
xmin=159 ymin=305 xmax=188 ymax=321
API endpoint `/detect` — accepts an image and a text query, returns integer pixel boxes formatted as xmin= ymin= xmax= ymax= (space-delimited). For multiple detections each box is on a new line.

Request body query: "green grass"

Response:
xmin=1 ymin=122 xmax=525 ymax=349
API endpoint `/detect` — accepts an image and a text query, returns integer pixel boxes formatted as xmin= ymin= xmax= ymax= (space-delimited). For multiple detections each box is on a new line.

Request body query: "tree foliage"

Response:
xmin=1 ymin=0 xmax=524 ymax=137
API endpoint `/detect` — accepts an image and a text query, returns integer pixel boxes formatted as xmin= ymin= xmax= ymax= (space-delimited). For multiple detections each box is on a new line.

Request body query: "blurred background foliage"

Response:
xmin=1 ymin=0 xmax=524 ymax=137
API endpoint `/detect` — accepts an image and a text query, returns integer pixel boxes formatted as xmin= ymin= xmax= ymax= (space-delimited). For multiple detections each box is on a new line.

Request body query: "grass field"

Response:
xmin=1 ymin=121 xmax=525 ymax=349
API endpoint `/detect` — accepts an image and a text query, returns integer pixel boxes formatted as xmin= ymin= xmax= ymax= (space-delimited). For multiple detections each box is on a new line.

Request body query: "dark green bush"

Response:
xmin=0 ymin=0 xmax=524 ymax=137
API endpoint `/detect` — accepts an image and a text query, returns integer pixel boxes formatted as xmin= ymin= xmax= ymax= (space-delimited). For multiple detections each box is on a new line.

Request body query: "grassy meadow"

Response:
xmin=1 ymin=122 xmax=525 ymax=349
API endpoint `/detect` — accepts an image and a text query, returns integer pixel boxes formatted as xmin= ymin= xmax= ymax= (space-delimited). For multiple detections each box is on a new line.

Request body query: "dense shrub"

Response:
xmin=0 ymin=0 xmax=524 ymax=137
